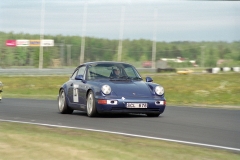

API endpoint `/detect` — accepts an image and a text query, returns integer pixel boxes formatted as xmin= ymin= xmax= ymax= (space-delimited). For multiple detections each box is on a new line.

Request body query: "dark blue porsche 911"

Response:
xmin=58 ymin=61 xmax=166 ymax=117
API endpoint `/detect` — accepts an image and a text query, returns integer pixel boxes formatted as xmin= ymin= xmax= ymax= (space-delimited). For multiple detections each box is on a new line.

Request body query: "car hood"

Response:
xmin=98 ymin=80 xmax=153 ymax=97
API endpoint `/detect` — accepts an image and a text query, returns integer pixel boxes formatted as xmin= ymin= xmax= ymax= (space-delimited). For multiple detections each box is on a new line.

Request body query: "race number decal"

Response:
xmin=73 ymin=84 xmax=79 ymax=102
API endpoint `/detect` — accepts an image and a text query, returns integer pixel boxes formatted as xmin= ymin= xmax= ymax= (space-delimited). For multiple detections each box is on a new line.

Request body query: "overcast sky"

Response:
xmin=1 ymin=0 xmax=240 ymax=42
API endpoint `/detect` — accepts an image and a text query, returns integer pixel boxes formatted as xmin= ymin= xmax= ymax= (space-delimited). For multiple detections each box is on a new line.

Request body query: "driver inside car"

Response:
xmin=110 ymin=67 xmax=121 ymax=78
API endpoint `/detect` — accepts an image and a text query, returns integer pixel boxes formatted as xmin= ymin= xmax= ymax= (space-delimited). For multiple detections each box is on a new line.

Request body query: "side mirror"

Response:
xmin=75 ymin=75 xmax=84 ymax=80
xmin=146 ymin=77 xmax=153 ymax=82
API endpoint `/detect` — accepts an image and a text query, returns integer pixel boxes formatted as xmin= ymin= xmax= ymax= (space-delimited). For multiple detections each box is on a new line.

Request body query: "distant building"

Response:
xmin=217 ymin=59 xmax=229 ymax=66
xmin=159 ymin=57 xmax=197 ymax=67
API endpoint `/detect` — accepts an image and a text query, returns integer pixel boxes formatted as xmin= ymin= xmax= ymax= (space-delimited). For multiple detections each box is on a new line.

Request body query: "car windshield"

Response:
xmin=86 ymin=63 xmax=142 ymax=81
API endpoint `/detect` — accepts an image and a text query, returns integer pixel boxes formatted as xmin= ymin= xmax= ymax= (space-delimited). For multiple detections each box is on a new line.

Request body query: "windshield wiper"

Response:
xmin=132 ymin=77 xmax=143 ymax=80
xmin=119 ymin=76 xmax=131 ymax=80
xmin=109 ymin=76 xmax=131 ymax=81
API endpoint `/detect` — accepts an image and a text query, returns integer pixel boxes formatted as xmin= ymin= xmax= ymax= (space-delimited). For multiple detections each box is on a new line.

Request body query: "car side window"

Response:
xmin=76 ymin=66 xmax=86 ymax=80
xmin=71 ymin=66 xmax=86 ymax=80
xmin=71 ymin=70 xmax=78 ymax=79
xmin=77 ymin=66 xmax=86 ymax=76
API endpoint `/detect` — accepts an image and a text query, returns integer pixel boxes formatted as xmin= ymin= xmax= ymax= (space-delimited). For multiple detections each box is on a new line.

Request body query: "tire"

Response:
xmin=146 ymin=113 xmax=160 ymax=117
xmin=58 ymin=89 xmax=73 ymax=114
xmin=86 ymin=90 xmax=97 ymax=117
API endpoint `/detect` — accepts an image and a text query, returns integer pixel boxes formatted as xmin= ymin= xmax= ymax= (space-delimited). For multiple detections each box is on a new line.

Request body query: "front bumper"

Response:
xmin=95 ymin=97 xmax=166 ymax=114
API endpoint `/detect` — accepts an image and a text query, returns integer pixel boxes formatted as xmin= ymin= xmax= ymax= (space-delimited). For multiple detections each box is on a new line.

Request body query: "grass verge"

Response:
xmin=0 ymin=73 xmax=240 ymax=107
xmin=0 ymin=122 xmax=239 ymax=160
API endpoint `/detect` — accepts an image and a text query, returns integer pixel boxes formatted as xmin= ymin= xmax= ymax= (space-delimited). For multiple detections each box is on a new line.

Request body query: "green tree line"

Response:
xmin=0 ymin=31 xmax=239 ymax=68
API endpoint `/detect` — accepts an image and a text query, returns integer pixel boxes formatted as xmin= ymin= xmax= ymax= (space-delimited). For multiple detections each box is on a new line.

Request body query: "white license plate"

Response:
xmin=126 ymin=103 xmax=148 ymax=108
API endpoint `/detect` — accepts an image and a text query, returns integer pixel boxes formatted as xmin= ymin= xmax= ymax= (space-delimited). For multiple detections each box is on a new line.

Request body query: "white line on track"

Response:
xmin=1 ymin=119 xmax=240 ymax=152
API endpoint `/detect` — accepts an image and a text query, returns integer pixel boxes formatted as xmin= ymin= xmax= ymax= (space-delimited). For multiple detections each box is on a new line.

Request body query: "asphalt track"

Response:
xmin=0 ymin=98 xmax=240 ymax=152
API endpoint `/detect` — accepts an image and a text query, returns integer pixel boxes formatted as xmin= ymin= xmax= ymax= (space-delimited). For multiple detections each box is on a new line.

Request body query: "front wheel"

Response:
xmin=58 ymin=89 xmax=73 ymax=114
xmin=86 ymin=90 xmax=97 ymax=117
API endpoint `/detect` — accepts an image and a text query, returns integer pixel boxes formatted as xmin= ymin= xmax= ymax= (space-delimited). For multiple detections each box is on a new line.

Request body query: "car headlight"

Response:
xmin=155 ymin=86 xmax=164 ymax=95
xmin=101 ymin=85 xmax=111 ymax=95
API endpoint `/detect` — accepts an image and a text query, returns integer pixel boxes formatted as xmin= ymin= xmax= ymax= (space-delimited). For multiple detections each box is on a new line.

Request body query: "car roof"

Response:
xmin=80 ymin=61 xmax=132 ymax=66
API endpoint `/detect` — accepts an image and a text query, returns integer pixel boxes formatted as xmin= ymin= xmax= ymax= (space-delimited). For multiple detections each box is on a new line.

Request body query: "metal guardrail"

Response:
xmin=0 ymin=68 xmax=157 ymax=75
xmin=0 ymin=68 xmax=75 ymax=75
xmin=1 ymin=67 xmax=238 ymax=76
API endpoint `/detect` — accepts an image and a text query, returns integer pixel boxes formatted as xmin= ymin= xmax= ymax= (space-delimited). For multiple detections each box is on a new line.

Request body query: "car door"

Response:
xmin=67 ymin=69 xmax=78 ymax=105
xmin=75 ymin=66 xmax=87 ymax=105
xmin=71 ymin=65 xmax=87 ymax=106
xmin=67 ymin=66 xmax=86 ymax=106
